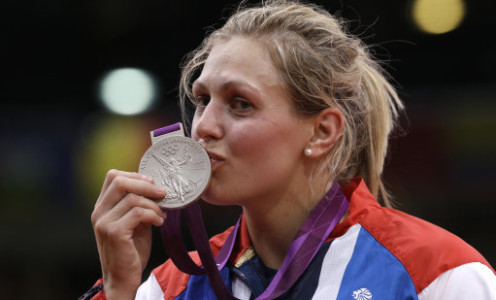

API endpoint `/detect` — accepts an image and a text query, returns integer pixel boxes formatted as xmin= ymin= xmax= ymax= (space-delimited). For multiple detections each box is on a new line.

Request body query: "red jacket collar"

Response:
xmin=230 ymin=178 xmax=378 ymax=264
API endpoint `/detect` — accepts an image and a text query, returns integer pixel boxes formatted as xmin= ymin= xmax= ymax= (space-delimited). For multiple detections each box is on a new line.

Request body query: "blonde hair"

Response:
xmin=179 ymin=0 xmax=404 ymax=206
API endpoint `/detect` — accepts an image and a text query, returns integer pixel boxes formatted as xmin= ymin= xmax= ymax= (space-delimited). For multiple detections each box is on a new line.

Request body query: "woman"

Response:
xmin=82 ymin=1 xmax=496 ymax=299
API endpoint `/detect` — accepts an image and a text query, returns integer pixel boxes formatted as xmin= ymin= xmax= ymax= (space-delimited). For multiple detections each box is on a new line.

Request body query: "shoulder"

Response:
xmin=418 ymin=262 xmax=496 ymax=299
xmin=336 ymin=178 xmax=495 ymax=294
xmin=360 ymin=205 xmax=493 ymax=292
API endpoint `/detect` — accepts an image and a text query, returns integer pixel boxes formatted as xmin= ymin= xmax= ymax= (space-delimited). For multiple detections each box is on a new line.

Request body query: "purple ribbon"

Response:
xmin=161 ymin=204 xmax=239 ymax=300
xmin=153 ymin=123 xmax=181 ymax=137
xmin=154 ymin=123 xmax=349 ymax=300
xmin=256 ymin=183 xmax=348 ymax=299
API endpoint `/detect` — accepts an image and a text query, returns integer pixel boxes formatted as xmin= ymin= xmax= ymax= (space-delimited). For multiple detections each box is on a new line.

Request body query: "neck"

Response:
xmin=242 ymin=180 xmax=331 ymax=269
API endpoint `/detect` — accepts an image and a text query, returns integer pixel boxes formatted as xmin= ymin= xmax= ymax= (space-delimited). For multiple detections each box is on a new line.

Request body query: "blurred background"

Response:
xmin=1 ymin=0 xmax=495 ymax=298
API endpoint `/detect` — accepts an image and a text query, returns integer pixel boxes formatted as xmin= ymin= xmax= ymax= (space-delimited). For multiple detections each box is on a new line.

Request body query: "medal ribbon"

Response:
xmin=153 ymin=123 xmax=349 ymax=300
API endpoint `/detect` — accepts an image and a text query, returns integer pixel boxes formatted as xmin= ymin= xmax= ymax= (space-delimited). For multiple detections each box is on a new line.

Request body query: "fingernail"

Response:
xmin=143 ymin=175 xmax=154 ymax=182
xmin=154 ymin=217 xmax=164 ymax=226
xmin=155 ymin=186 xmax=165 ymax=194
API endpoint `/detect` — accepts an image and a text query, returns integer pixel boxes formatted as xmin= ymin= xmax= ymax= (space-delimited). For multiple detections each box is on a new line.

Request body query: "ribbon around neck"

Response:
xmin=161 ymin=181 xmax=349 ymax=300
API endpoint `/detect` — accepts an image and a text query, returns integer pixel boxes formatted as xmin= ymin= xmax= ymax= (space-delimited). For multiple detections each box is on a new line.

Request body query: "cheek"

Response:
xmin=229 ymin=124 xmax=267 ymax=153
xmin=229 ymin=122 xmax=294 ymax=162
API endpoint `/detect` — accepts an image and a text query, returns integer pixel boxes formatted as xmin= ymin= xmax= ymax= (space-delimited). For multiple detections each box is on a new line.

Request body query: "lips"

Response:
xmin=206 ymin=150 xmax=224 ymax=171
xmin=206 ymin=150 xmax=223 ymax=160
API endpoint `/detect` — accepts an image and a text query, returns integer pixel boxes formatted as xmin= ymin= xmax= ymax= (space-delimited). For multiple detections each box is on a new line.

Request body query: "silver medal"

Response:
xmin=139 ymin=136 xmax=211 ymax=209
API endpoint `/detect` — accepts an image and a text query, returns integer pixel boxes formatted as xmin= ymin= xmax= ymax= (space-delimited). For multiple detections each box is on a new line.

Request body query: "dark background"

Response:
xmin=2 ymin=0 xmax=495 ymax=298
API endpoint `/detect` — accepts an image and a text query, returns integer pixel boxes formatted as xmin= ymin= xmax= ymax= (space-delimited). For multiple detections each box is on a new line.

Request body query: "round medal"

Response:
xmin=139 ymin=136 xmax=211 ymax=209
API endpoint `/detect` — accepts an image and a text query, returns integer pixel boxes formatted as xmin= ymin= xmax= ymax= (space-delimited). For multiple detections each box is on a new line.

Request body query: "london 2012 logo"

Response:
xmin=352 ymin=288 xmax=372 ymax=300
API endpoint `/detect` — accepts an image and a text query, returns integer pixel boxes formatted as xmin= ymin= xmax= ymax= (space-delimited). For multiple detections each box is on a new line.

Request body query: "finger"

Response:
xmin=104 ymin=193 xmax=166 ymax=224
xmin=111 ymin=206 xmax=166 ymax=235
xmin=93 ymin=176 xmax=165 ymax=225
xmin=94 ymin=205 xmax=165 ymax=244
xmin=99 ymin=169 xmax=154 ymax=203
xmin=97 ymin=174 xmax=166 ymax=213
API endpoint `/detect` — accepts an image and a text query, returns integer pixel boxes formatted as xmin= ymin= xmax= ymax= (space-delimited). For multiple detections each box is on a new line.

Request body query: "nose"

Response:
xmin=192 ymin=100 xmax=223 ymax=142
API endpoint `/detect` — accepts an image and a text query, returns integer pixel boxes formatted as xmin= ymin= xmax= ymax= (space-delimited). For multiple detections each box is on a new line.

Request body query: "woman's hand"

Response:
xmin=91 ymin=169 xmax=166 ymax=300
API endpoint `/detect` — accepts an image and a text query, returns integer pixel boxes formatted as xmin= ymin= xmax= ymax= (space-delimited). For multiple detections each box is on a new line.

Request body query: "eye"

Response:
xmin=230 ymin=97 xmax=253 ymax=111
xmin=194 ymin=95 xmax=210 ymax=107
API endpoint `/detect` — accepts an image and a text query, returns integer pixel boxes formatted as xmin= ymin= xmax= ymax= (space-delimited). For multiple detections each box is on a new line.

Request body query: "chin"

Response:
xmin=200 ymin=187 xmax=238 ymax=207
xmin=200 ymin=188 xmax=220 ymax=205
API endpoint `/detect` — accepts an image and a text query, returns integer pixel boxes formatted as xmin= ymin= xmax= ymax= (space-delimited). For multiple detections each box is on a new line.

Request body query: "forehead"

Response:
xmin=196 ymin=37 xmax=282 ymax=89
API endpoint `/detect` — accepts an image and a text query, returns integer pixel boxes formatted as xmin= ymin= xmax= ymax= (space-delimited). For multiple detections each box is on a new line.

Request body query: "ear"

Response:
xmin=306 ymin=107 xmax=344 ymax=158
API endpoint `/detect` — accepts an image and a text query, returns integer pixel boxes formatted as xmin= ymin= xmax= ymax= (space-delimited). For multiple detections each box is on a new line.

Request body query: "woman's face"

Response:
xmin=191 ymin=37 xmax=313 ymax=207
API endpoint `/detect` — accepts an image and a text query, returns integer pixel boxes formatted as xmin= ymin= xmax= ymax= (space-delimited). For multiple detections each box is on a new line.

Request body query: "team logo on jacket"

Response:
xmin=352 ymin=288 xmax=372 ymax=300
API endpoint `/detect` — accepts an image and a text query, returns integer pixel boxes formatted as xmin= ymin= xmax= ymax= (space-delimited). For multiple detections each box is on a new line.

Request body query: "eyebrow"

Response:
xmin=193 ymin=80 xmax=261 ymax=96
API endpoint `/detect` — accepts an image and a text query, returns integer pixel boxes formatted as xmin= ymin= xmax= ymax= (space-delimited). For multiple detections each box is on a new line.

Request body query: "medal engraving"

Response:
xmin=139 ymin=136 xmax=211 ymax=209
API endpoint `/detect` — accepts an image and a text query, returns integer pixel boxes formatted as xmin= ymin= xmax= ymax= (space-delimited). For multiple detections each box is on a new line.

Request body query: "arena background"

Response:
xmin=2 ymin=0 xmax=495 ymax=298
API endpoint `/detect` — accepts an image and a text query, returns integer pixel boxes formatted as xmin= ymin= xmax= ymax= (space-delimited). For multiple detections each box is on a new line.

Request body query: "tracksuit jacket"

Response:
xmin=86 ymin=178 xmax=496 ymax=299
